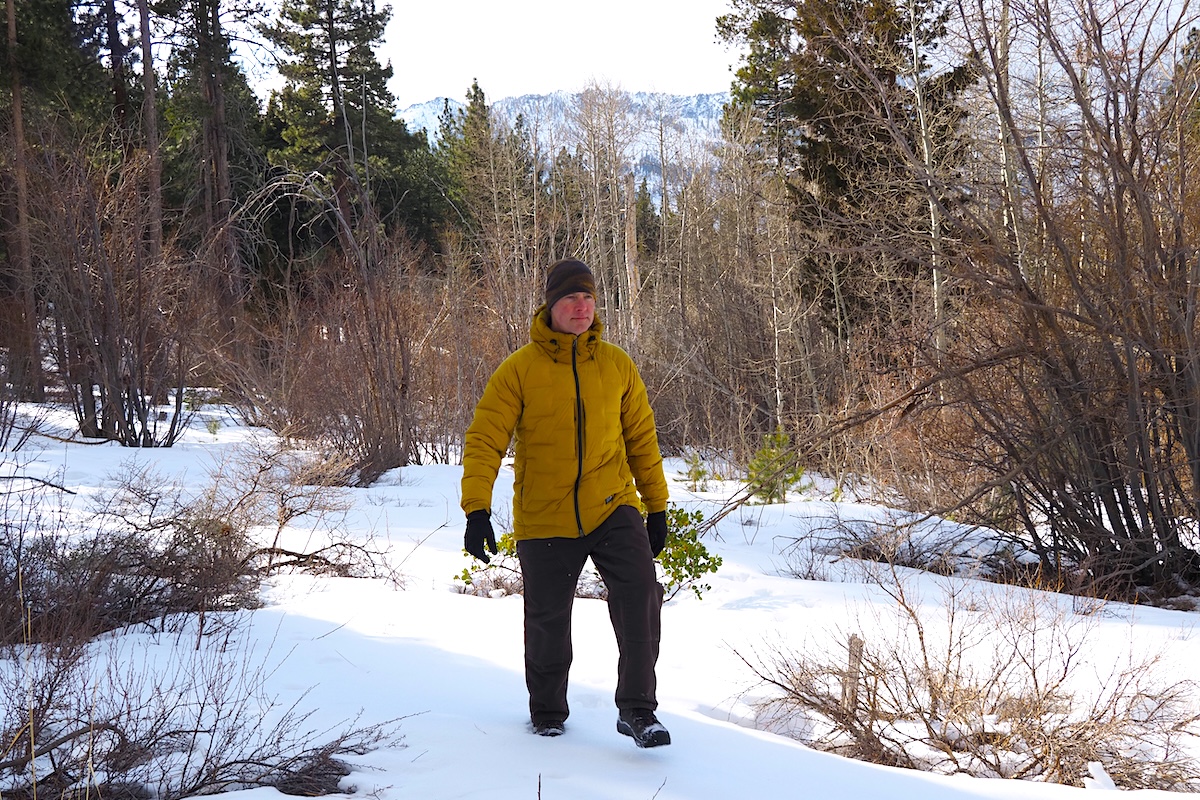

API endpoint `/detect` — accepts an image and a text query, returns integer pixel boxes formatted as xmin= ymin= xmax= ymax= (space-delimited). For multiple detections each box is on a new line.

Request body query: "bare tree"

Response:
xmin=570 ymin=83 xmax=639 ymax=346
xmin=31 ymin=136 xmax=192 ymax=446
xmin=928 ymin=0 xmax=1200 ymax=596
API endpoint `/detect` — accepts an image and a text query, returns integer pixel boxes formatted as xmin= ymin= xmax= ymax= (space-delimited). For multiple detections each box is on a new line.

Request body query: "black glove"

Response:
xmin=646 ymin=510 xmax=668 ymax=557
xmin=464 ymin=510 xmax=498 ymax=563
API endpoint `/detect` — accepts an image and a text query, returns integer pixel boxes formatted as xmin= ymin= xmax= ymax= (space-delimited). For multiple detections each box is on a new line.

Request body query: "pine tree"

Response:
xmin=0 ymin=0 xmax=110 ymax=122
xmin=635 ymin=177 xmax=660 ymax=259
xmin=159 ymin=0 xmax=270 ymax=315
xmin=717 ymin=0 xmax=974 ymax=342
xmin=0 ymin=0 xmax=113 ymax=402
xmin=434 ymin=80 xmax=494 ymax=240
xmin=260 ymin=0 xmax=440 ymax=249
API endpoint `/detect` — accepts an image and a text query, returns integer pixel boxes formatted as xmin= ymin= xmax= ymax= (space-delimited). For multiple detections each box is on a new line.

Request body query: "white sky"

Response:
xmin=382 ymin=0 xmax=741 ymax=108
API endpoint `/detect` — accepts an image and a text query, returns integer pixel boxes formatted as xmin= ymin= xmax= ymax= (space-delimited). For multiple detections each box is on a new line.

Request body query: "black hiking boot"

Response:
xmin=616 ymin=708 xmax=671 ymax=748
xmin=531 ymin=719 xmax=565 ymax=737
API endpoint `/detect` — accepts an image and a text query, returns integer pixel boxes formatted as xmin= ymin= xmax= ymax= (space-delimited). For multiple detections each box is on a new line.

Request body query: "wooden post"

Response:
xmin=842 ymin=634 xmax=864 ymax=716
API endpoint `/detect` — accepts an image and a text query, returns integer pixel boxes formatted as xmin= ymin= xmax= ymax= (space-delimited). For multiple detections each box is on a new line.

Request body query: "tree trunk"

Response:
xmin=198 ymin=0 xmax=243 ymax=311
xmin=139 ymin=0 xmax=162 ymax=263
xmin=5 ymin=0 xmax=43 ymax=401
xmin=105 ymin=0 xmax=130 ymax=133
xmin=624 ymin=172 xmax=640 ymax=353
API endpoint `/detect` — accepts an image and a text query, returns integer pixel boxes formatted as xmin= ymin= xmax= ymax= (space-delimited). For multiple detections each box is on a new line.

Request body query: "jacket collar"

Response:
xmin=531 ymin=304 xmax=603 ymax=363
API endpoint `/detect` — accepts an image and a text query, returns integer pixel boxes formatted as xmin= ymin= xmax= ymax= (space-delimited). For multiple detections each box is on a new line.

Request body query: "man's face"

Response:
xmin=549 ymin=291 xmax=596 ymax=336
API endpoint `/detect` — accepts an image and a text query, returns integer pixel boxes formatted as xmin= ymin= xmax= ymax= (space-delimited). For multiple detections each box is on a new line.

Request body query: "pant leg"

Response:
xmin=516 ymin=536 xmax=588 ymax=724
xmin=588 ymin=505 xmax=664 ymax=711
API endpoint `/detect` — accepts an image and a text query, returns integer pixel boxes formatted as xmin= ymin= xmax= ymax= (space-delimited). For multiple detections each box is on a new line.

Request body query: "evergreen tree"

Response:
xmin=259 ymin=0 xmax=440 ymax=247
xmin=0 ymin=0 xmax=114 ymax=401
xmin=262 ymin=0 xmax=390 ymax=167
xmin=161 ymin=35 xmax=266 ymax=229
xmin=635 ymin=177 xmax=661 ymax=259
xmin=0 ymin=0 xmax=110 ymax=123
xmin=159 ymin=0 xmax=269 ymax=307
xmin=718 ymin=0 xmax=974 ymax=340
xmin=435 ymin=80 xmax=494 ymax=240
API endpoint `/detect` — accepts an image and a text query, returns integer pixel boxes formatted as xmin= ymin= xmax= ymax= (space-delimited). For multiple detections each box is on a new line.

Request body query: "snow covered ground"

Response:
xmin=6 ymin=406 xmax=1199 ymax=799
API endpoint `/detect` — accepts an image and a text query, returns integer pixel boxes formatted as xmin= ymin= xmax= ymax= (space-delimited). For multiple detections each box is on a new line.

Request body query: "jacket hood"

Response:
xmin=531 ymin=304 xmax=604 ymax=363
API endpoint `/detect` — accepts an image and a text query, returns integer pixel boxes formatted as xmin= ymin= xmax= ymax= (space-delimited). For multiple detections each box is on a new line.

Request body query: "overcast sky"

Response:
xmin=381 ymin=0 xmax=741 ymax=109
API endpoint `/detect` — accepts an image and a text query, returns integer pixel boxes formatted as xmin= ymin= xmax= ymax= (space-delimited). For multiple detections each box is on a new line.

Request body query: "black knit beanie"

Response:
xmin=544 ymin=259 xmax=596 ymax=311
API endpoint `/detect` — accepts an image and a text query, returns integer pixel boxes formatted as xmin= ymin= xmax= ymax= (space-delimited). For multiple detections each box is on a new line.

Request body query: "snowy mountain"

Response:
xmin=398 ymin=91 xmax=724 ymax=205
xmin=400 ymin=91 xmax=730 ymax=197
xmin=400 ymin=90 xmax=729 ymax=147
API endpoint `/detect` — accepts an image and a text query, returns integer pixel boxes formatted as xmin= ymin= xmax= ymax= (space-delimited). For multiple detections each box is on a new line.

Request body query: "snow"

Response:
xmin=6 ymin=406 xmax=1199 ymax=799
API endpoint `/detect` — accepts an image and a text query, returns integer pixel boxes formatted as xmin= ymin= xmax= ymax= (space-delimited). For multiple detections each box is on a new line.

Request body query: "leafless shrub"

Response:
xmin=3 ymin=439 xmax=394 ymax=646
xmin=222 ymin=224 xmax=467 ymax=483
xmin=932 ymin=0 xmax=1200 ymax=601
xmin=0 ymin=381 xmax=18 ymax=452
xmin=0 ymin=458 xmax=86 ymax=645
xmin=457 ymin=558 xmax=607 ymax=601
xmin=280 ymin=271 xmax=421 ymax=484
xmin=0 ymin=379 xmax=45 ymax=452
xmin=0 ymin=615 xmax=404 ymax=800
xmin=736 ymin=572 xmax=1200 ymax=789
xmin=87 ymin=445 xmax=393 ymax=625
xmin=454 ymin=508 xmax=525 ymax=599
xmin=777 ymin=504 xmax=993 ymax=582
xmin=455 ymin=556 xmax=526 ymax=599
xmin=195 ymin=437 xmax=384 ymax=577
xmin=29 ymin=137 xmax=196 ymax=446
xmin=409 ymin=245 xmax=513 ymax=466
xmin=0 ymin=443 xmax=405 ymax=800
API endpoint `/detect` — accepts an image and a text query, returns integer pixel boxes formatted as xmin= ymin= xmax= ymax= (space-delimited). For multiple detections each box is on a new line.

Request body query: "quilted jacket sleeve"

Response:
xmin=461 ymin=355 xmax=524 ymax=516
xmin=620 ymin=356 xmax=669 ymax=515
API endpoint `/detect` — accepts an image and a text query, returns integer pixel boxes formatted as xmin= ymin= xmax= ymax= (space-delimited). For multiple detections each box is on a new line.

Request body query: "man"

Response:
xmin=460 ymin=258 xmax=672 ymax=748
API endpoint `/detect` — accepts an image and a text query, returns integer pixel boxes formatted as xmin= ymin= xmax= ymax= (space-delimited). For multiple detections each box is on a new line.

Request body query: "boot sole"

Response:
xmin=617 ymin=719 xmax=671 ymax=748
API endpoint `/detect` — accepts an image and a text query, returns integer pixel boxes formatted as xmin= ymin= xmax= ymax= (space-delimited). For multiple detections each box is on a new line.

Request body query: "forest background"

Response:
xmin=4 ymin=0 xmax=1200 ymax=607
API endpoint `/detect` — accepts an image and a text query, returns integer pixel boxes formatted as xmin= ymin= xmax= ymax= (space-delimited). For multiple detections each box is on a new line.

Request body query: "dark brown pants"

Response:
xmin=516 ymin=505 xmax=663 ymax=725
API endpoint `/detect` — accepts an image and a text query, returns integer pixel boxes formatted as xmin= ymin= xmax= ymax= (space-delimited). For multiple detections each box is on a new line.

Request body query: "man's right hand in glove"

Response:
xmin=464 ymin=510 xmax=498 ymax=563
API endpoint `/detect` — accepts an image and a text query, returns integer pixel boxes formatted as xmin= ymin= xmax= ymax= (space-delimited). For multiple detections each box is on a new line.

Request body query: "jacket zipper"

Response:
xmin=571 ymin=337 xmax=584 ymax=536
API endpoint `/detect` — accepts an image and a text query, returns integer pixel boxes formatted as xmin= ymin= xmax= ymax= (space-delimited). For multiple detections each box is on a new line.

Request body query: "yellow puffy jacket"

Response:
xmin=461 ymin=308 xmax=668 ymax=540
